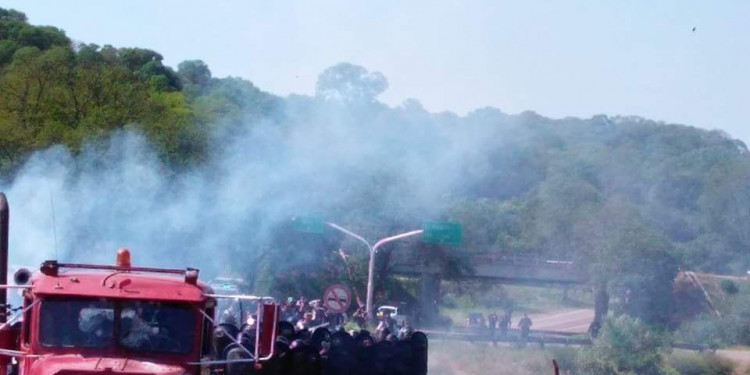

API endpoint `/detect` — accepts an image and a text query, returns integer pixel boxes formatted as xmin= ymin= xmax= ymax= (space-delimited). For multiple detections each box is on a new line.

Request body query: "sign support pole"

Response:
xmin=326 ymin=222 xmax=423 ymax=321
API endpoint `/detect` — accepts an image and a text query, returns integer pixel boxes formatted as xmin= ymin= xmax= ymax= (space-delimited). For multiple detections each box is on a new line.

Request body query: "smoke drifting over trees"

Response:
xmin=2 ymin=7 xmax=750 ymax=329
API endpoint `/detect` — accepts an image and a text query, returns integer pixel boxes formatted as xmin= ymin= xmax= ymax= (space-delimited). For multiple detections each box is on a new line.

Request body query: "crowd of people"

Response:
xmin=278 ymin=297 xmax=348 ymax=331
xmin=469 ymin=310 xmax=534 ymax=340
xmin=220 ymin=296 xmax=408 ymax=337
xmin=214 ymin=296 xmax=426 ymax=375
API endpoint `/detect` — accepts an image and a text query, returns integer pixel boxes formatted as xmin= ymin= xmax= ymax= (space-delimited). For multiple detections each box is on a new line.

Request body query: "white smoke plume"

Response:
xmin=0 ymin=81 xmax=506 ymax=278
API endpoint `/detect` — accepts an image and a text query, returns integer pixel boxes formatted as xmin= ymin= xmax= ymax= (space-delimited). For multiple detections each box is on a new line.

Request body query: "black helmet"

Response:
xmin=330 ymin=331 xmax=354 ymax=353
xmin=310 ymin=327 xmax=332 ymax=350
xmin=278 ymin=321 xmax=296 ymax=341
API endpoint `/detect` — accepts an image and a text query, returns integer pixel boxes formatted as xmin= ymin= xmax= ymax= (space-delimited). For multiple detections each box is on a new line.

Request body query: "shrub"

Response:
xmin=577 ymin=316 xmax=670 ymax=375
xmin=720 ymin=279 xmax=739 ymax=295
xmin=674 ymin=314 xmax=730 ymax=349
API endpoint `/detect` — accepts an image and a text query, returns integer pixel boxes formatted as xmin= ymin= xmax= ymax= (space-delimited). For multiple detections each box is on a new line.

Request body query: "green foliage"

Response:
xmin=0 ymin=39 xmax=17 ymax=64
xmin=0 ymin=8 xmax=26 ymax=22
xmin=178 ymin=60 xmax=211 ymax=87
xmin=445 ymin=198 xmax=531 ymax=254
xmin=0 ymin=8 xmax=276 ymax=170
xmin=674 ymin=314 xmax=729 ymax=349
xmin=17 ymin=25 xmax=69 ymax=50
xmin=720 ymin=280 xmax=739 ymax=295
xmin=117 ymin=47 xmax=162 ymax=70
xmin=190 ymin=76 xmax=280 ymax=127
xmin=578 ymin=316 xmax=670 ymax=375
xmin=673 ymin=276 xmax=750 ymax=346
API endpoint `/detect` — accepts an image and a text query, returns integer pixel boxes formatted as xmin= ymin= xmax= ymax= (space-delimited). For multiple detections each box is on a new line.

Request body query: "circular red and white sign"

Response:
xmin=323 ymin=284 xmax=352 ymax=313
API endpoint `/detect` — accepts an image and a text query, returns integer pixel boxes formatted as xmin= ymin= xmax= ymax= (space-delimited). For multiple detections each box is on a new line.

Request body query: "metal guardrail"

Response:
xmin=424 ymin=329 xmax=710 ymax=351
xmin=424 ymin=329 xmax=591 ymax=346
xmin=445 ymin=326 xmax=584 ymax=338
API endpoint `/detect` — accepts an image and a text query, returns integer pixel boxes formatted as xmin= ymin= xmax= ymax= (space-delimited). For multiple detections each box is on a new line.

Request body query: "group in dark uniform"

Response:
xmin=478 ymin=310 xmax=514 ymax=341
xmin=213 ymin=297 xmax=427 ymax=375
xmin=212 ymin=321 xmax=428 ymax=375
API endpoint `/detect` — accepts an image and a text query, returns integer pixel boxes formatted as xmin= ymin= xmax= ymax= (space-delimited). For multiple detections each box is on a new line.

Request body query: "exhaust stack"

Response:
xmin=0 ymin=193 xmax=8 ymax=323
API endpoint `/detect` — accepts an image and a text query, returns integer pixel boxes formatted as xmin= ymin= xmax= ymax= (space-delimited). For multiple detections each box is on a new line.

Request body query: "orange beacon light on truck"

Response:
xmin=116 ymin=247 xmax=131 ymax=268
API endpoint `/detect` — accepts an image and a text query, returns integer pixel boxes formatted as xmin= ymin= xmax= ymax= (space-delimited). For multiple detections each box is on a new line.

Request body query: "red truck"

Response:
xmin=0 ymin=193 xmax=277 ymax=375
xmin=0 ymin=193 xmax=438 ymax=375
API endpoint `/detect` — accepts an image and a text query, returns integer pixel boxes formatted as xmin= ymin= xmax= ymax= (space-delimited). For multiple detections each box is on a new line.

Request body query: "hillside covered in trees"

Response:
xmin=0 ymin=7 xmax=280 ymax=169
xmin=2 ymin=7 xmax=750 ymax=328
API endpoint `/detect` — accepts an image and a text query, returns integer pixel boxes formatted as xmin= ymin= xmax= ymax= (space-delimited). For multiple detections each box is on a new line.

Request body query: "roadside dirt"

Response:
xmin=717 ymin=349 xmax=750 ymax=375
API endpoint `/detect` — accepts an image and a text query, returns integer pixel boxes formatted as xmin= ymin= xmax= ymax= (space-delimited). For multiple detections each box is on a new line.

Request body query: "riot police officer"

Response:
xmin=487 ymin=312 xmax=498 ymax=344
xmin=518 ymin=313 xmax=533 ymax=340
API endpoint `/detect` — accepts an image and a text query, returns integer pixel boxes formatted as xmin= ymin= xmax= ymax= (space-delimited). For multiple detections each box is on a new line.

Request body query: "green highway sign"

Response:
xmin=292 ymin=214 xmax=326 ymax=234
xmin=422 ymin=221 xmax=462 ymax=245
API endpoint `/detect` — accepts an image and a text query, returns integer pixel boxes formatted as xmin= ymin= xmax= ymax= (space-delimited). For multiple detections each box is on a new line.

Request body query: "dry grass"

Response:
xmin=428 ymin=340 xmax=749 ymax=375
xmin=694 ymin=273 xmax=750 ymax=314
xmin=428 ymin=340 xmax=575 ymax=375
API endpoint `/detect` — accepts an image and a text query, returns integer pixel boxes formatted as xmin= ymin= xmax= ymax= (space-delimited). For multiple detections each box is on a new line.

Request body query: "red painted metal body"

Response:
xmin=24 ymin=355 xmax=190 ymax=374
xmin=0 ymin=195 xmax=296 ymax=374
xmin=32 ymin=269 xmax=207 ymax=302
xmin=2 ymin=261 xmax=215 ymax=375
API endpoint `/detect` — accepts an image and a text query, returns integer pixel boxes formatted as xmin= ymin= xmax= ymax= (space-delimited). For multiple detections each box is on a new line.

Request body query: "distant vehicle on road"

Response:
xmin=467 ymin=312 xmax=486 ymax=329
xmin=208 ymin=276 xmax=248 ymax=295
xmin=378 ymin=305 xmax=410 ymax=327
xmin=208 ymin=277 xmax=255 ymax=324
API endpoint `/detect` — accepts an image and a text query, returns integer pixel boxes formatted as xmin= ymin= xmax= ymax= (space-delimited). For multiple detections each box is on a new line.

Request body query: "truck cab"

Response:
xmin=0 ymin=194 xmax=281 ymax=375
xmin=0 ymin=249 xmax=219 ymax=375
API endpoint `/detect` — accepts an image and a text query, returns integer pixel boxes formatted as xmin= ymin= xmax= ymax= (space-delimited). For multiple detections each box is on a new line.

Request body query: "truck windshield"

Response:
xmin=40 ymin=298 xmax=114 ymax=348
xmin=119 ymin=300 xmax=195 ymax=354
xmin=39 ymin=298 xmax=195 ymax=354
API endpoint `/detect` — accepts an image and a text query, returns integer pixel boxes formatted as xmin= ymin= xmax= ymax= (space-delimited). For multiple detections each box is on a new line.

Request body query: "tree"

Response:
xmin=117 ymin=47 xmax=163 ymax=71
xmin=574 ymin=200 xmax=679 ymax=326
xmin=445 ymin=198 xmax=530 ymax=254
xmin=178 ymin=60 xmax=211 ymax=87
xmin=315 ymin=62 xmax=388 ymax=104
xmin=0 ymin=40 xmax=18 ymax=65
xmin=17 ymin=25 xmax=70 ymax=50
xmin=0 ymin=8 xmax=26 ymax=23
xmin=0 ymin=46 xmax=45 ymax=130
xmin=190 ymin=76 xmax=280 ymax=127
xmin=139 ymin=91 xmax=206 ymax=167
xmin=139 ymin=61 xmax=181 ymax=91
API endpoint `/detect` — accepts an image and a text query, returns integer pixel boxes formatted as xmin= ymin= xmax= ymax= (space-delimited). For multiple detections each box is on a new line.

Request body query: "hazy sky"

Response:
xmin=3 ymin=0 xmax=749 ymax=142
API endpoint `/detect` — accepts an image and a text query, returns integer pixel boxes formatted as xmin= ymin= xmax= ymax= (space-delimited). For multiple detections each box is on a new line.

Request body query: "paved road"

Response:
xmin=716 ymin=349 xmax=750 ymax=373
xmin=519 ymin=308 xmax=595 ymax=334
xmin=426 ymin=308 xmax=707 ymax=352
xmin=424 ymin=308 xmax=595 ymax=340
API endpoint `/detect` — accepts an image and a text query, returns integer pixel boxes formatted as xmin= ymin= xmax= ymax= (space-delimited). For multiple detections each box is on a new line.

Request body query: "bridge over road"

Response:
xmin=389 ymin=253 xmax=589 ymax=285
xmin=388 ymin=251 xmax=597 ymax=325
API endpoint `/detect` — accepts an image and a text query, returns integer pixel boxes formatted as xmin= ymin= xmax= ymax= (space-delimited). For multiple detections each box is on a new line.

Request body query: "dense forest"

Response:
xmin=2 ymin=7 xmax=750 ymax=330
xmin=0 ymin=7 xmax=280 ymax=170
